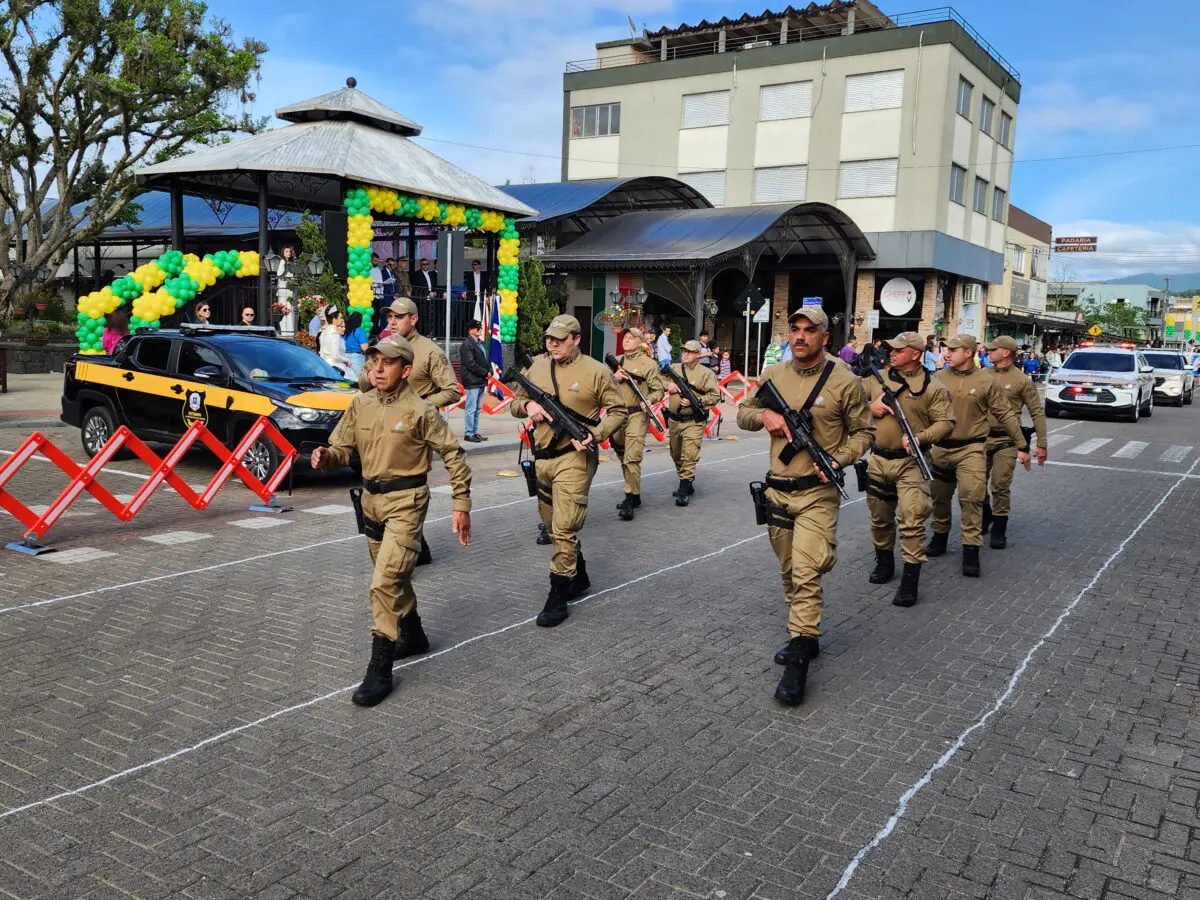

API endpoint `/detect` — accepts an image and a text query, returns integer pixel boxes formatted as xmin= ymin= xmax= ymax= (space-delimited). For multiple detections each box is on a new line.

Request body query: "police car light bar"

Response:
xmin=177 ymin=324 xmax=278 ymax=337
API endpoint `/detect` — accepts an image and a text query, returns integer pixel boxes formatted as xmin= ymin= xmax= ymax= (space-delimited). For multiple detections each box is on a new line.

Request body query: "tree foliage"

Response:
xmin=516 ymin=256 xmax=559 ymax=355
xmin=1086 ymin=301 xmax=1146 ymax=337
xmin=0 ymin=0 xmax=267 ymax=313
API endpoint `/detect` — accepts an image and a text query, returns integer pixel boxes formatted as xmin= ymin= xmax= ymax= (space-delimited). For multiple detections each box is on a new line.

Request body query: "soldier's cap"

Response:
xmin=386 ymin=297 xmax=419 ymax=317
xmin=885 ymin=331 xmax=926 ymax=351
xmin=984 ymin=335 xmax=1019 ymax=352
xmin=544 ymin=314 xmax=581 ymax=339
xmin=682 ymin=339 xmax=703 ymax=352
xmin=365 ymin=334 xmax=414 ymax=363
xmin=624 ymin=327 xmax=645 ymax=340
xmin=788 ymin=306 xmax=829 ymax=328
xmin=944 ymin=334 xmax=978 ymax=350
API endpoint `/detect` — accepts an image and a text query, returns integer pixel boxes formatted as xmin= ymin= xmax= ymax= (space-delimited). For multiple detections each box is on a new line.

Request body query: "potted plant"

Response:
xmin=25 ymin=324 xmax=49 ymax=346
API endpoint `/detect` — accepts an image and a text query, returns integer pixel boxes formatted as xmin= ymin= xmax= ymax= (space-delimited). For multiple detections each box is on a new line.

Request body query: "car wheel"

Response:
xmin=1144 ymin=392 xmax=1154 ymax=418
xmin=1126 ymin=395 xmax=1141 ymax=423
xmin=80 ymin=405 xmax=132 ymax=460
xmin=1186 ymin=389 xmax=1194 ymax=406
xmin=1046 ymin=404 xmax=1060 ymax=419
xmin=240 ymin=435 xmax=283 ymax=485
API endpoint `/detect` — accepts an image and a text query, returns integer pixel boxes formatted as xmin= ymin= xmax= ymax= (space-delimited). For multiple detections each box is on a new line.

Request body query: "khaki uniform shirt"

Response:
xmin=615 ymin=352 xmax=665 ymax=409
xmin=408 ymin=331 xmax=461 ymax=408
xmin=935 ymin=365 xmax=1027 ymax=449
xmin=863 ymin=367 xmax=956 ymax=450
xmin=738 ymin=357 xmax=874 ymax=478
xmin=665 ymin=361 xmax=721 ymax=418
xmin=322 ymin=383 xmax=472 ymax=512
xmin=394 ymin=270 xmax=412 ymax=299
xmin=987 ymin=364 xmax=1048 ymax=447
xmin=510 ymin=351 xmax=627 ymax=452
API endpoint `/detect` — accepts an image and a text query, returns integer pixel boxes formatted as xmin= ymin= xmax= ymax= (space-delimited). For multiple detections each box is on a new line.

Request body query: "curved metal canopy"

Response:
xmin=499 ymin=176 xmax=711 ymax=228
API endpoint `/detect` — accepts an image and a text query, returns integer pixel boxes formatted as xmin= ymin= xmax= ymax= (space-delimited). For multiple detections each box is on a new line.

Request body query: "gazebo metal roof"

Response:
xmin=498 ymin=177 xmax=711 ymax=228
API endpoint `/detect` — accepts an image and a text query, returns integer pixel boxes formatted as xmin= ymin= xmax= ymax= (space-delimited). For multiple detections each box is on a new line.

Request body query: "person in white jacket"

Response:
xmin=319 ymin=307 xmax=351 ymax=373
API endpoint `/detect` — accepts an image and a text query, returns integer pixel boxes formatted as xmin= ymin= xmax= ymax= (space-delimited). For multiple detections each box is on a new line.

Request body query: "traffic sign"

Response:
xmin=752 ymin=303 xmax=770 ymax=324
xmin=1087 ymin=324 xmax=1103 ymax=337
xmin=737 ymin=284 xmax=768 ymax=317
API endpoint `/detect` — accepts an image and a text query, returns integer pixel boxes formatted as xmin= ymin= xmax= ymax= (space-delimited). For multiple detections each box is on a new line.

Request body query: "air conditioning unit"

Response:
xmin=741 ymin=40 xmax=772 ymax=50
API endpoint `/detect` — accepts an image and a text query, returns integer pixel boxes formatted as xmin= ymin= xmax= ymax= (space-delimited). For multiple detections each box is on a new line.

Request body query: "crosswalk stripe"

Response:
xmin=1069 ymin=438 xmax=1112 ymax=456
xmin=1112 ymin=441 xmax=1149 ymax=459
xmin=1048 ymin=433 xmax=1077 ymax=446
xmin=1160 ymin=445 xmax=1192 ymax=463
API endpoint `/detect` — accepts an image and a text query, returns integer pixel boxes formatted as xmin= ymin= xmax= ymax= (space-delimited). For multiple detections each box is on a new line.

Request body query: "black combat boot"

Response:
xmin=893 ymin=563 xmax=921 ymax=607
xmin=674 ymin=479 xmax=693 ymax=507
xmin=536 ymin=523 xmax=552 ymax=545
xmin=990 ymin=516 xmax=1008 ymax=550
xmin=926 ymin=531 xmax=949 ymax=557
xmin=351 ymin=634 xmax=396 ymax=707
xmin=868 ymin=548 xmax=895 ymax=585
xmin=568 ymin=552 xmax=590 ymax=599
xmin=617 ymin=496 xmax=635 ymax=521
xmin=774 ymin=637 xmax=820 ymax=665
xmin=962 ymin=545 xmax=981 ymax=577
xmin=615 ymin=492 xmax=641 ymax=510
xmin=774 ymin=635 xmax=820 ymax=707
xmin=672 ymin=479 xmax=688 ymax=497
xmin=536 ymin=573 xmax=572 ymax=627
xmin=416 ymin=535 xmax=432 ymax=566
xmin=393 ymin=611 xmax=430 ymax=661
xmin=981 ymin=500 xmax=993 ymax=535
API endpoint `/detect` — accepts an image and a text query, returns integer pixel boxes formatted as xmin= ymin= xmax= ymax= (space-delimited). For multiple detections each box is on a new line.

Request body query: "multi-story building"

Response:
xmin=560 ymin=1 xmax=1021 ymax=347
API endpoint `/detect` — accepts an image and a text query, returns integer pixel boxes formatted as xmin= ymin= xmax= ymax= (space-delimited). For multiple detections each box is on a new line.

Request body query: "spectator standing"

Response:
xmin=276 ymin=244 xmax=299 ymax=336
xmin=718 ymin=350 xmax=732 ymax=380
xmin=923 ymin=336 xmax=938 ymax=371
xmin=414 ymin=257 xmax=440 ymax=299
xmin=1045 ymin=346 xmax=1062 ymax=375
xmin=308 ymin=298 xmax=330 ymax=337
xmin=393 ymin=257 xmax=412 ymax=300
xmin=344 ymin=311 xmax=369 ymax=378
xmin=381 ymin=258 xmax=397 ymax=304
xmin=762 ymin=333 xmax=784 ymax=370
xmin=102 ymin=310 xmax=130 ymax=355
xmin=656 ymin=325 xmax=673 ymax=366
xmin=240 ymin=307 xmax=256 ymax=326
xmin=698 ymin=331 xmax=717 ymax=372
xmin=838 ymin=337 xmax=858 ymax=364
xmin=190 ymin=301 xmax=212 ymax=325
xmin=319 ymin=307 xmax=350 ymax=371
xmin=369 ymin=252 xmax=385 ymax=311
xmin=458 ymin=319 xmax=490 ymax=442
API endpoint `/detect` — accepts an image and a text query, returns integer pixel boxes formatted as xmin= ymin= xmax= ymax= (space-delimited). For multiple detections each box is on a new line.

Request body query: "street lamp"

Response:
xmin=306 ymin=257 xmax=326 ymax=276
xmin=263 ymin=249 xmax=281 ymax=273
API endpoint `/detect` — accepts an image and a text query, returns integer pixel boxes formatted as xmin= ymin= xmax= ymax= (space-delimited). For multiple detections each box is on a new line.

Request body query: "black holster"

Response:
xmin=520 ymin=459 xmax=537 ymax=498
xmin=1021 ymin=425 xmax=1035 ymax=445
xmin=349 ymin=487 xmax=365 ymax=534
xmin=854 ymin=458 xmax=870 ymax=493
xmin=749 ymin=481 xmax=769 ymax=526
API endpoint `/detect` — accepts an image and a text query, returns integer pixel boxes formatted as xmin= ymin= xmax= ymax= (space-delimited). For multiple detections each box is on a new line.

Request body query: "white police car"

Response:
xmin=1045 ymin=344 xmax=1156 ymax=422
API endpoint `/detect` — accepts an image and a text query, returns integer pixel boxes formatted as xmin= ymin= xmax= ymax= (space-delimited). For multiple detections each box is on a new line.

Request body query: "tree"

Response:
xmin=1086 ymin=301 xmax=1146 ymax=338
xmin=516 ymin=256 xmax=558 ymax=355
xmin=288 ymin=215 xmax=346 ymax=348
xmin=0 ymin=1 xmax=267 ymax=315
xmin=1046 ymin=261 xmax=1079 ymax=313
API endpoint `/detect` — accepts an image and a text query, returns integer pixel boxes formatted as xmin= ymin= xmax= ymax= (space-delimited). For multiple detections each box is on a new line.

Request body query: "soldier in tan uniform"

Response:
xmin=929 ymin=334 xmax=1029 ymax=577
xmin=861 ymin=332 xmax=955 ymax=607
xmin=981 ymin=335 xmax=1048 ymax=549
xmin=312 ymin=335 xmax=472 ymax=707
xmin=610 ymin=327 xmax=665 ymax=521
xmin=663 ymin=339 xmax=722 ymax=507
xmin=738 ymin=307 xmax=873 ymax=706
xmin=511 ymin=315 xmax=627 ymax=627
xmin=372 ymin=297 xmax=461 ymax=565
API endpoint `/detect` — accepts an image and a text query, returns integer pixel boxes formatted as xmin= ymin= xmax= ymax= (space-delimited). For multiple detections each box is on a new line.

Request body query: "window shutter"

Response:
xmin=754 ymin=166 xmax=808 ymax=203
xmin=949 ymin=165 xmax=967 ymax=204
xmin=838 ymin=159 xmax=899 ymax=198
xmin=681 ymin=91 xmax=731 ymax=128
xmin=678 ymin=170 xmax=727 ymax=206
xmin=844 ymin=70 xmax=904 ymax=113
xmin=759 ymin=82 xmax=813 ymax=120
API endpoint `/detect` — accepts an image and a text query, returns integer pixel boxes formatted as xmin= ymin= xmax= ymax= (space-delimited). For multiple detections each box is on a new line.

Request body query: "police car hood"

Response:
xmin=1057 ymin=368 xmax=1135 ymax=384
xmin=250 ymin=378 xmax=359 ymax=411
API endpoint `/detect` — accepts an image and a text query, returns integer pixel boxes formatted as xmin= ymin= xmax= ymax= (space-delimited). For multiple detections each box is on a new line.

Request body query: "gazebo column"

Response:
xmin=170 ymin=181 xmax=184 ymax=253
xmin=691 ymin=267 xmax=708 ymax=340
xmin=256 ymin=173 xmax=270 ymax=322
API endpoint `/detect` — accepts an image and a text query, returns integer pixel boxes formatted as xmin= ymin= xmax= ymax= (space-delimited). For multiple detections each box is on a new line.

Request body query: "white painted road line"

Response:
xmin=1160 ymin=444 xmax=1192 ymax=463
xmin=1111 ymin=441 xmax=1149 ymax=459
xmin=139 ymin=531 xmax=211 ymax=546
xmin=1068 ymin=438 xmax=1112 ymax=456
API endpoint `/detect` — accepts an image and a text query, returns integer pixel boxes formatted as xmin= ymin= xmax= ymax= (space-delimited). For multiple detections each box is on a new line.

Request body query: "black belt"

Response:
xmin=664 ymin=408 xmax=704 ymax=422
xmin=362 ymin=473 xmax=428 ymax=494
xmin=988 ymin=427 xmax=1008 ymax=437
xmin=626 ymin=405 xmax=643 ymax=413
xmin=871 ymin=445 xmax=910 ymax=460
xmin=533 ymin=444 xmax=575 ymax=461
xmin=936 ymin=437 xmax=986 ymax=449
xmin=766 ymin=473 xmax=825 ymax=493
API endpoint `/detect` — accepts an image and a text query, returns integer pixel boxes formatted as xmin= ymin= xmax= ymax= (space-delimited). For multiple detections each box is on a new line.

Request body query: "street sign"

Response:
xmin=867 ymin=310 xmax=880 ymax=328
xmin=802 ymin=296 xmax=823 ymax=306
xmin=752 ymin=303 xmax=770 ymax=324
xmin=1054 ymin=236 xmax=1098 ymax=253
xmin=1087 ymin=324 xmax=1103 ymax=337
xmin=737 ymin=284 xmax=768 ymax=317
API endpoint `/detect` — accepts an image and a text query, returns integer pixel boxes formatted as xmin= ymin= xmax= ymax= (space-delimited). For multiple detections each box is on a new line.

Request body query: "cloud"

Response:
xmin=1019 ymin=82 xmax=1154 ymax=143
xmin=1050 ymin=219 xmax=1200 ymax=280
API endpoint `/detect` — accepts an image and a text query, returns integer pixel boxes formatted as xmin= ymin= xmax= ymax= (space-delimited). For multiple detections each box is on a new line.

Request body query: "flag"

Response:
xmin=485 ymin=293 xmax=505 ymax=396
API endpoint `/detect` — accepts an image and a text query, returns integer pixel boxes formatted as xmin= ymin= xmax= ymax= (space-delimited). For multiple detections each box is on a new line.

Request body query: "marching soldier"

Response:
xmin=311 ymin=335 xmax=472 ymax=707
xmin=928 ymin=334 xmax=1029 ymax=577
xmin=377 ymin=297 xmax=461 ymax=565
xmin=981 ymin=336 xmax=1048 ymax=549
xmin=861 ymin=333 xmax=955 ymax=607
xmin=610 ymin=328 xmax=665 ymax=521
xmin=510 ymin=315 xmax=627 ymax=627
xmin=738 ymin=308 xmax=873 ymax=706
xmin=663 ymin=339 xmax=722 ymax=507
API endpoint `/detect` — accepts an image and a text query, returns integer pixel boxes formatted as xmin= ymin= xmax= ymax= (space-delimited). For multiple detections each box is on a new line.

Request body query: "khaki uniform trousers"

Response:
xmin=669 ymin=419 xmax=705 ymax=481
xmin=930 ymin=444 xmax=987 ymax=547
xmin=362 ymin=487 xmax=429 ymax=642
xmin=866 ymin=455 xmax=932 ymax=564
xmin=611 ymin=410 xmax=648 ymax=495
xmin=986 ymin=443 xmax=1018 ymax=517
xmin=766 ymin=484 xmax=840 ymax=638
xmin=535 ymin=450 xmax=599 ymax=577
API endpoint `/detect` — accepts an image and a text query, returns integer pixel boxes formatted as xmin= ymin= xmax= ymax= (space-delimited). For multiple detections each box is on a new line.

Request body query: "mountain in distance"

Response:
xmin=1104 ymin=273 xmax=1200 ymax=291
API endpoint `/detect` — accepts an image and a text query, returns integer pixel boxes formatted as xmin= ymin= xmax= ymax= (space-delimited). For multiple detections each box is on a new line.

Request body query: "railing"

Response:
xmin=565 ymin=6 xmax=1018 ymax=83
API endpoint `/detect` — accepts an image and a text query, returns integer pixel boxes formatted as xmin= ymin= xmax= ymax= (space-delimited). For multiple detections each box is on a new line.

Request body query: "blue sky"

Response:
xmin=204 ymin=0 xmax=1200 ymax=280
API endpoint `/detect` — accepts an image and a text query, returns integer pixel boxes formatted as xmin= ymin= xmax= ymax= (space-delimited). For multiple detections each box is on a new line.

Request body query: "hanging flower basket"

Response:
xmin=13 ymin=306 xmax=27 ymax=317
xmin=34 ymin=302 xmax=48 ymax=312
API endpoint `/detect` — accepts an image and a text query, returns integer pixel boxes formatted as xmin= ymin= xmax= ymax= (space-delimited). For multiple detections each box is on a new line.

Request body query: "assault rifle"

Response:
xmin=502 ymin=354 xmax=596 ymax=448
xmin=605 ymin=353 xmax=665 ymax=432
xmin=863 ymin=366 xmax=933 ymax=482
xmin=659 ymin=361 xmax=708 ymax=423
xmin=756 ymin=378 xmax=849 ymax=499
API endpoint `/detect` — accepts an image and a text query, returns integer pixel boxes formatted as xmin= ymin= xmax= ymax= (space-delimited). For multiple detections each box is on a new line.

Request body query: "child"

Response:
xmin=718 ymin=350 xmax=732 ymax=380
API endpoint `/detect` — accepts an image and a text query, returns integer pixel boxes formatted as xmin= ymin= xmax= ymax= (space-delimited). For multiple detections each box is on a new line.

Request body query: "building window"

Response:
xmin=999 ymin=112 xmax=1013 ymax=148
xmin=838 ymin=158 xmax=899 ymax=198
xmin=753 ymin=165 xmax=807 ymax=203
xmin=992 ymin=186 xmax=1007 ymax=222
xmin=843 ymin=70 xmax=904 ymax=113
xmin=681 ymin=91 xmax=731 ymax=129
xmin=570 ymin=103 xmax=620 ymax=139
xmin=677 ymin=170 xmax=727 ymax=206
xmin=759 ymin=81 xmax=813 ymax=121
xmin=1031 ymin=247 xmax=1047 ymax=279
xmin=949 ymin=164 xmax=967 ymax=205
xmin=980 ymin=97 xmax=995 ymax=136
xmin=1011 ymin=245 xmax=1026 ymax=274
xmin=956 ymin=77 xmax=973 ymax=118
xmin=972 ymin=176 xmax=988 ymax=214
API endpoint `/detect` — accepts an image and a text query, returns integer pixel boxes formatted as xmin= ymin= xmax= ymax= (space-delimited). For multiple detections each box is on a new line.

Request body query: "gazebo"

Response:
xmin=106 ymin=78 xmax=534 ymax=348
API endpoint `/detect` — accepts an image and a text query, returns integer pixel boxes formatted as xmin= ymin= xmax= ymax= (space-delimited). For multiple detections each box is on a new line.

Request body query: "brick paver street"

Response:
xmin=1 ymin=404 xmax=1199 ymax=899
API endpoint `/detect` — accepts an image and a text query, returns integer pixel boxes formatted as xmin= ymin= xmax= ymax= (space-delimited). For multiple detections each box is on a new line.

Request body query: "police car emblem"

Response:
xmin=182 ymin=389 xmax=208 ymax=428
